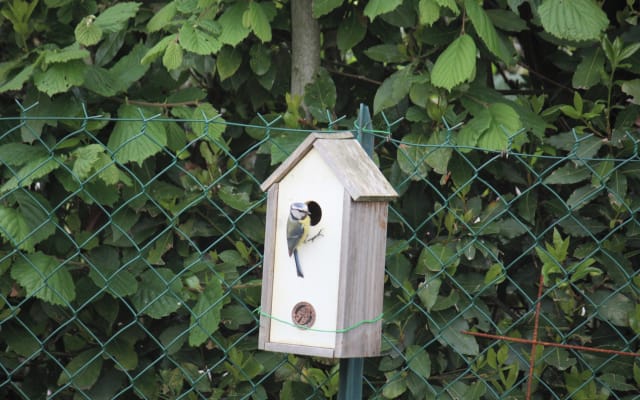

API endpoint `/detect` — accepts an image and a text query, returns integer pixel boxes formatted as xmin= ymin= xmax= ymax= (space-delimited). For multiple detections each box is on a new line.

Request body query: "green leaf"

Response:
xmin=218 ymin=185 xmax=254 ymax=211
xmin=42 ymin=44 xmax=90 ymax=65
xmin=179 ymin=24 xmax=221 ymax=55
xmin=11 ymin=252 xmax=76 ymax=306
xmin=141 ymin=35 xmax=175 ymax=65
xmin=57 ymin=348 xmax=103 ymax=390
xmin=364 ymin=0 xmax=402 ymax=21
xmin=218 ymin=2 xmax=251 ymax=46
xmin=337 ymin=10 xmax=367 ymax=51
xmin=107 ymin=105 xmax=168 ymax=165
xmin=313 ymin=0 xmax=343 ymax=18
xmin=33 ymin=60 xmax=86 ymax=96
xmin=72 ymin=144 xmax=104 ymax=180
xmin=130 ymin=268 xmax=182 ymax=319
xmin=592 ymin=290 xmax=634 ymax=327
xmin=94 ymin=2 xmax=141 ymax=33
xmin=106 ymin=338 xmax=138 ymax=371
xmin=0 ymin=192 xmax=57 ymax=252
xmin=147 ymin=1 xmax=177 ymax=32
xmin=244 ymin=1 xmax=272 ymax=42
xmin=163 ymin=40 xmax=183 ymax=70
xmin=249 ymin=44 xmax=270 ymax=75
xmin=0 ymin=157 xmax=61 ymax=194
xmin=373 ymin=68 xmax=412 ymax=114
xmin=188 ymin=280 xmax=224 ymax=346
xmin=0 ymin=63 xmax=35 ymax=93
xmin=75 ymin=16 xmax=102 ymax=46
xmin=304 ymin=68 xmax=337 ymax=121
xmin=431 ymin=34 xmax=476 ymax=91
xmin=417 ymin=243 xmax=459 ymax=273
xmin=418 ymin=0 xmax=440 ymax=26
xmin=538 ymin=0 xmax=608 ymax=42
xmin=430 ymin=310 xmax=479 ymax=355
xmin=3 ymin=323 xmax=41 ymax=357
xmin=417 ymin=278 xmax=441 ymax=312
xmin=397 ymin=131 xmax=448 ymax=179
xmin=572 ymin=48 xmax=604 ymax=89
xmin=382 ymin=372 xmax=407 ymax=398
xmin=544 ymin=348 xmax=576 ymax=371
xmin=109 ymin=44 xmax=150 ymax=90
xmin=217 ymin=46 xmax=242 ymax=81
xmin=435 ymin=0 xmax=459 ymax=15
xmin=621 ymin=79 xmax=640 ymax=105
xmin=364 ymin=44 xmax=409 ymax=63
xmin=87 ymin=246 xmax=138 ymax=298
xmin=486 ymin=9 xmax=526 ymax=32
xmin=190 ymin=103 xmax=226 ymax=142
xmin=406 ymin=345 xmax=431 ymax=378
xmin=543 ymin=163 xmax=591 ymax=185
xmin=464 ymin=0 xmax=512 ymax=63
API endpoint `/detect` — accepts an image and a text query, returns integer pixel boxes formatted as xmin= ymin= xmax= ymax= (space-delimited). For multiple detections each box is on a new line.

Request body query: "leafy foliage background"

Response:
xmin=1 ymin=0 xmax=640 ymax=398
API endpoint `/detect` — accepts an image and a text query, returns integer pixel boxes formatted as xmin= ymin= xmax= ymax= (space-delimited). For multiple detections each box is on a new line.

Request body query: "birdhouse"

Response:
xmin=258 ymin=132 xmax=398 ymax=358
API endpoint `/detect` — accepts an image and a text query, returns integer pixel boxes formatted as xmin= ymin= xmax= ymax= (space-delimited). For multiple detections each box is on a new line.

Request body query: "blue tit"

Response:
xmin=287 ymin=202 xmax=310 ymax=278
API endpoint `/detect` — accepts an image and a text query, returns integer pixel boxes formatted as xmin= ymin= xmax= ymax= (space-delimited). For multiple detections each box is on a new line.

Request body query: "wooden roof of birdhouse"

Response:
xmin=260 ymin=132 xmax=398 ymax=201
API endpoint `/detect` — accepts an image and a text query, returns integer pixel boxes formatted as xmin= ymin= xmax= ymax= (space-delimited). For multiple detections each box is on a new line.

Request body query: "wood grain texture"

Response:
xmin=259 ymin=132 xmax=354 ymax=192
xmin=263 ymin=342 xmax=335 ymax=358
xmin=334 ymin=192 xmax=387 ymax=357
xmin=258 ymin=185 xmax=278 ymax=350
xmin=313 ymin=139 xmax=398 ymax=202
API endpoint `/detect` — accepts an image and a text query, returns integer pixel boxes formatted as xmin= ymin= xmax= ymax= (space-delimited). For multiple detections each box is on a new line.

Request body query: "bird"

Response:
xmin=287 ymin=202 xmax=310 ymax=278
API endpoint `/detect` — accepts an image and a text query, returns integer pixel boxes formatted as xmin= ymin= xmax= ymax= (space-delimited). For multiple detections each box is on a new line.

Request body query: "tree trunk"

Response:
xmin=291 ymin=0 xmax=320 ymax=112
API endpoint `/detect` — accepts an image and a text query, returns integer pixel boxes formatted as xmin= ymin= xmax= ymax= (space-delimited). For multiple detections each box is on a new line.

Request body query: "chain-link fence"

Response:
xmin=0 ymin=103 xmax=639 ymax=399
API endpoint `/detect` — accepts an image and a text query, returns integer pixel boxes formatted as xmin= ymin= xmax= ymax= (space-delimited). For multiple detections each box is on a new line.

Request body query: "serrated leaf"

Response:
xmin=179 ymin=24 xmax=221 ymax=55
xmin=418 ymin=0 xmax=440 ymax=26
xmin=566 ymin=185 xmax=601 ymax=210
xmin=417 ymin=243 xmax=459 ymax=273
xmin=188 ymin=280 xmax=224 ymax=346
xmin=191 ymin=103 xmax=226 ymax=142
xmin=572 ymin=48 xmax=604 ymax=89
xmin=57 ymin=348 xmax=103 ymax=389
xmin=75 ymin=16 xmax=103 ymax=46
xmin=0 ymin=192 xmax=57 ymax=252
xmin=0 ymin=157 xmax=61 ymax=194
xmin=42 ymin=45 xmax=90 ymax=65
xmin=141 ymin=35 xmax=175 ymax=65
xmin=94 ymin=2 xmax=141 ymax=33
xmin=431 ymin=34 xmax=476 ymax=91
xmin=486 ymin=9 xmax=526 ymax=32
xmin=396 ymin=132 xmax=430 ymax=179
xmin=0 ymin=63 xmax=34 ymax=93
xmin=11 ymin=252 xmax=76 ymax=306
xmin=435 ymin=0 xmax=459 ymax=14
xmin=364 ymin=0 xmax=402 ymax=21
xmin=373 ymin=68 xmax=412 ymax=114
xmin=217 ymin=46 xmax=242 ymax=80
xmin=106 ymin=338 xmax=138 ymax=371
xmin=592 ymin=290 xmax=634 ymax=327
xmin=304 ymin=68 xmax=337 ymax=121
xmin=72 ymin=144 xmax=104 ymax=180
xmin=313 ymin=0 xmax=343 ymax=17
xmin=244 ymin=1 xmax=271 ymax=42
xmin=33 ymin=60 xmax=86 ymax=96
xmin=107 ymin=105 xmax=167 ymax=165
xmin=249 ymin=44 xmax=270 ymax=75
xmin=163 ymin=40 xmax=183 ymax=70
xmin=130 ymin=268 xmax=182 ymax=319
xmin=218 ymin=2 xmax=251 ymax=46
xmin=538 ymin=0 xmax=608 ymax=42
xmin=464 ymin=0 xmax=512 ymax=63
xmin=147 ymin=1 xmax=177 ymax=32
xmin=0 ymin=143 xmax=47 ymax=166
xmin=543 ymin=163 xmax=591 ymax=184
xmin=476 ymin=103 xmax=523 ymax=150
xmin=337 ymin=10 xmax=367 ymax=51
xmin=218 ymin=185 xmax=254 ymax=211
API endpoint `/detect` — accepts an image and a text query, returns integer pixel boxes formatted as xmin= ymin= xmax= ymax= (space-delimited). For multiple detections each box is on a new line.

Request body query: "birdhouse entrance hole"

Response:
xmin=306 ymin=200 xmax=322 ymax=226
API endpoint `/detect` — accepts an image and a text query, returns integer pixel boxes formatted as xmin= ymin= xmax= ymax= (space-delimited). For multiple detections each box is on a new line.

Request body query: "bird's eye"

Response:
xmin=305 ymin=201 xmax=322 ymax=226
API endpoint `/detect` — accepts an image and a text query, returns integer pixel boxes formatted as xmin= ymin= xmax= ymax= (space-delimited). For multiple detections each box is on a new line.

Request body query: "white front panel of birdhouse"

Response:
xmin=270 ymin=148 xmax=344 ymax=349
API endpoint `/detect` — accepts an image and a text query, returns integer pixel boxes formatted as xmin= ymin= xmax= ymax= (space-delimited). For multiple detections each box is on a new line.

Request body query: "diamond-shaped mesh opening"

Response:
xmin=1 ymin=106 xmax=639 ymax=399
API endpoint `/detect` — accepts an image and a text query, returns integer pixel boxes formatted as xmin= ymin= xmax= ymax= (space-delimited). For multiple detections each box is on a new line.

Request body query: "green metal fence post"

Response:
xmin=338 ymin=103 xmax=374 ymax=400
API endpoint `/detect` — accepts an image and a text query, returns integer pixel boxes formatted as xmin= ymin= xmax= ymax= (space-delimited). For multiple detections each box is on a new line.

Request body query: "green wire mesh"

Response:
xmin=0 ymin=104 xmax=638 ymax=400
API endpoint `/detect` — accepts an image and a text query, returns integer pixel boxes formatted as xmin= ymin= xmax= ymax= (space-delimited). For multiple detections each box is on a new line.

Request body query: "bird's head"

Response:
xmin=290 ymin=202 xmax=310 ymax=220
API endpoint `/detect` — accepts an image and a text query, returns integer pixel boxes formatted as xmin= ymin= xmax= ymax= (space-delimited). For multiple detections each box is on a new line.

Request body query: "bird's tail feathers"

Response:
xmin=293 ymin=250 xmax=304 ymax=278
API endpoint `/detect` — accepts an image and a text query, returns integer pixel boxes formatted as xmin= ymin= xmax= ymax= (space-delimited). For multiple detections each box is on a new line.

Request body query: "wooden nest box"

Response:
xmin=258 ymin=132 xmax=398 ymax=358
